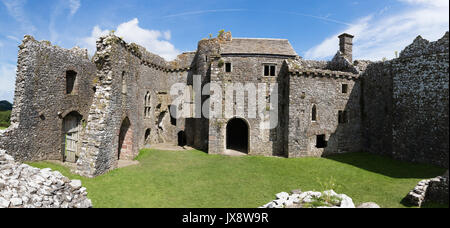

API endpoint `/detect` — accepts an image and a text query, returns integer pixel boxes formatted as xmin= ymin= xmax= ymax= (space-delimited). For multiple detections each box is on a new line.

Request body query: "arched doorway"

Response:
xmin=62 ymin=111 xmax=82 ymax=163
xmin=118 ymin=117 xmax=133 ymax=160
xmin=144 ymin=128 xmax=151 ymax=145
xmin=178 ymin=131 xmax=186 ymax=147
xmin=226 ymin=118 xmax=249 ymax=154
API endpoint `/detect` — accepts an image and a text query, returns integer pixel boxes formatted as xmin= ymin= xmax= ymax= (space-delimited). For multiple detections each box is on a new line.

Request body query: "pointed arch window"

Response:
xmin=144 ymin=91 xmax=151 ymax=118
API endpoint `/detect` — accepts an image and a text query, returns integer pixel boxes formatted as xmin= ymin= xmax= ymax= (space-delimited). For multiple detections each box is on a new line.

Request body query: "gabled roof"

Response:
xmin=220 ymin=38 xmax=298 ymax=56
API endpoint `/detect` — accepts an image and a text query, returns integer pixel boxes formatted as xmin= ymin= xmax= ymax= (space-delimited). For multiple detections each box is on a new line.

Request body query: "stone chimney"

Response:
xmin=338 ymin=33 xmax=354 ymax=62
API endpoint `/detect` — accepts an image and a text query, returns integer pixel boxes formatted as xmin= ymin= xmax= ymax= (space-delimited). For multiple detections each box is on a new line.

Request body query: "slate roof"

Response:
xmin=220 ymin=38 xmax=298 ymax=56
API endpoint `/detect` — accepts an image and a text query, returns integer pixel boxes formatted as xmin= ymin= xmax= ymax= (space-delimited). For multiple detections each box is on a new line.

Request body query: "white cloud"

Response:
xmin=305 ymin=16 xmax=372 ymax=60
xmin=0 ymin=63 xmax=16 ymax=102
xmin=398 ymin=0 xmax=449 ymax=7
xmin=81 ymin=18 xmax=181 ymax=61
xmin=80 ymin=26 xmax=110 ymax=55
xmin=163 ymin=31 xmax=171 ymax=40
xmin=305 ymin=0 xmax=449 ymax=61
xmin=1 ymin=0 xmax=36 ymax=32
xmin=68 ymin=0 xmax=80 ymax=16
xmin=6 ymin=36 xmax=21 ymax=43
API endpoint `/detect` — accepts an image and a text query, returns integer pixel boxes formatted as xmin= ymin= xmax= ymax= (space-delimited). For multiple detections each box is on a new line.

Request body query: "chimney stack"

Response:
xmin=338 ymin=33 xmax=354 ymax=62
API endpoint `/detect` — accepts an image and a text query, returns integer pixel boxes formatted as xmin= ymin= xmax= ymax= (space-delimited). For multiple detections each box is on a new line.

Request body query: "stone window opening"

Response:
xmin=316 ymin=134 xmax=327 ymax=148
xmin=225 ymin=63 xmax=232 ymax=73
xmin=157 ymin=111 xmax=167 ymax=130
xmin=66 ymin=70 xmax=77 ymax=95
xmin=144 ymin=91 xmax=151 ymax=118
xmin=121 ymin=71 xmax=127 ymax=95
xmin=312 ymin=105 xmax=317 ymax=122
xmin=342 ymin=84 xmax=348 ymax=94
xmin=338 ymin=110 xmax=349 ymax=124
xmin=169 ymin=105 xmax=177 ymax=126
xmin=264 ymin=64 xmax=276 ymax=76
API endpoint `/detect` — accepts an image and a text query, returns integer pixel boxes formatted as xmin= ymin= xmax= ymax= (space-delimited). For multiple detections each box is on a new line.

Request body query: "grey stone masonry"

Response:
xmin=0 ymin=36 xmax=96 ymax=162
xmin=405 ymin=171 xmax=449 ymax=207
xmin=0 ymin=30 xmax=448 ymax=179
xmin=362 ymin=32 xmax=449 ymax=168
xmin=285 ymin=59 xmax=362 ymax=157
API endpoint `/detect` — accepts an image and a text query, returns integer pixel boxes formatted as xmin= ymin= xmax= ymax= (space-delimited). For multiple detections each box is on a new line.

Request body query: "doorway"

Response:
xmin=226 ymin=118 xmax=249 ymax=154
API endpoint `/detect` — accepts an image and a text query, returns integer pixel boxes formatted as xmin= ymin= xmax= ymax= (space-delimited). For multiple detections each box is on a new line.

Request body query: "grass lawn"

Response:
xmin=28 ymin=149 xmax=447 ymax=208
xmin=0 ymin=127 xmax=7 ymax=130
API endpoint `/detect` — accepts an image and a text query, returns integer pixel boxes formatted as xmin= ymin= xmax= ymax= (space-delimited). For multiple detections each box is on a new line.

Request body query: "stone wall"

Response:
xmin=360 ymin=62 xmax=393 ymax=156
xmin=0 ymin=36 xmax=96 ymax=162
xmin=76 ymin=35 xmax=192 ymax=177
xmin=286 ymin=65 xmax=362 ymax=157
xmin=425 ymin=173 xmax=449 ymax=206
xmin=1 ymin=31 xmax=448 ymax=178
xmin=207 ymin=53 xmax=292 ymax=156
xmin=362 ymin=32 xmax=449 ymax=168
xmin=391 ymin=33 xmax=449 ymax=168
xmin=405 ymin=171 xmax=449 ymax=207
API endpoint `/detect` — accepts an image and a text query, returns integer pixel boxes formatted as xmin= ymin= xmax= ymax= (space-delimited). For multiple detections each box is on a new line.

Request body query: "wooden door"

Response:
xmin=64 ymin=115 xmax=79 ymax=163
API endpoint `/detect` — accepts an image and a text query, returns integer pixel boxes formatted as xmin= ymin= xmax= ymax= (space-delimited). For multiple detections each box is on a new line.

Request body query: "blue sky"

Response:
xmin=0 ymin=0 xmax=449 ymax=102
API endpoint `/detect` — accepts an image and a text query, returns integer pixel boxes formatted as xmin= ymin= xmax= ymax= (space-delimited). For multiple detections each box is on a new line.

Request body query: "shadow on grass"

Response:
xmin=324 ymin=152 xmax=446 ymax=179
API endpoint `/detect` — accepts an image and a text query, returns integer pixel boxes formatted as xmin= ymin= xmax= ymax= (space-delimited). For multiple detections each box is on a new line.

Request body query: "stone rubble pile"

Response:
xmin=260 ymin=189 xmax=380 ymax=208
xmin=405 ymin=179 xmax=431 ymax=207
xmin=405 ymin=172 xmax=449 ymax=207
xmin=260 ymin=189 xmax=357 ymax=208
xmin=0 ymin=149 xmax=92 ymax=208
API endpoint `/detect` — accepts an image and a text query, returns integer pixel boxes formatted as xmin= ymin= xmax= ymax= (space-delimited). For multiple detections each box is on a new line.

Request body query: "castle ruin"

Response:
xmin=0 ymin=31 xmax=448 ymax=177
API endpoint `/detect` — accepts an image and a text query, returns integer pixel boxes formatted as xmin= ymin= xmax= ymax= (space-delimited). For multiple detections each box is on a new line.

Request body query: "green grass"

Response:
xmin=0 ymin=110 xmax=11 ymax=129
xmin=28 ymin=150 xmax=448 ymax=208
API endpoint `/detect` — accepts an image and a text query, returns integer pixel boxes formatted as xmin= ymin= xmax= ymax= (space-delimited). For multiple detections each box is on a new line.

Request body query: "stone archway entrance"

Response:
xmin=226 ymin=118 xmax=249 ymax=154
xmin=62 ymin=111 xmax=82 ymax=163
xmin=118 ymin=117 xmax=133 ymax=160
xmin=178 ymin=131 xmax=186 ymax=147
xmin=144 ymin=128 xmax=151 ymax=145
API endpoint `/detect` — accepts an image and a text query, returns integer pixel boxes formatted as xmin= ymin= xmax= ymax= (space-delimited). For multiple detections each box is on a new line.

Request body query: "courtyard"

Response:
xmin=28 ymin=149 xmax=447 ymax=208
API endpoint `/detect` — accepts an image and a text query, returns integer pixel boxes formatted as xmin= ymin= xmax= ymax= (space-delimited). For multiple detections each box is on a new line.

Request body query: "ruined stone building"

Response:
xmin=0 ymin=30 xmax=448 ymax=177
